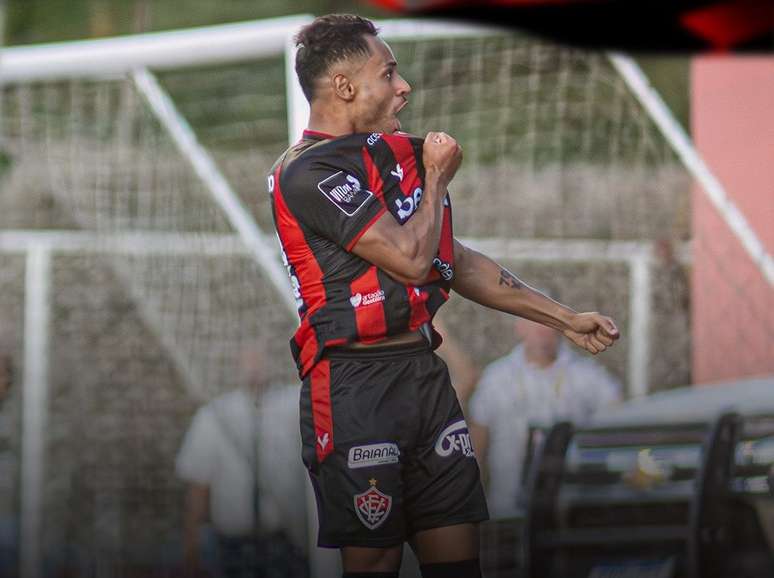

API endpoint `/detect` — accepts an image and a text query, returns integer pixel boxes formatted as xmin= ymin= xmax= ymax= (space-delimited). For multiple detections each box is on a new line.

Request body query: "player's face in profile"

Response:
xmin=352 ymin=35 xmax=411 ymax=134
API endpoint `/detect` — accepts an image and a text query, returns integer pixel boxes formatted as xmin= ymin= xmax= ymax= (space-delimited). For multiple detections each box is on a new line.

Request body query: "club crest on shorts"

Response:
xmin=354 ymin=478 xmax=392 ymax=530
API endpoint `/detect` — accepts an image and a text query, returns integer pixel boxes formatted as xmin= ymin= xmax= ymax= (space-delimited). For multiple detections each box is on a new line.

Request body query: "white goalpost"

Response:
xmin=4 ymin=13 xmax=764 ymax=578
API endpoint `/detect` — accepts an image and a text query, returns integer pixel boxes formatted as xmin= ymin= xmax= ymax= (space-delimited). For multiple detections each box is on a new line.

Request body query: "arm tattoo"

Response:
xmin=498 ymin=268 xmax=523 ymax=290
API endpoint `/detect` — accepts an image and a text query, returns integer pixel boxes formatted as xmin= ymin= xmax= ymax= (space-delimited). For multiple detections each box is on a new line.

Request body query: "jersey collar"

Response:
xmin=302 ymin=129 xmax=335 ymax=141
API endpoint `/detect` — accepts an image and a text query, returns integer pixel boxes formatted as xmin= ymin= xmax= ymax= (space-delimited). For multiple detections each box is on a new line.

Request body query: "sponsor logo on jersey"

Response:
xmin=395 ymin=186 xmax=423 ymax=222
xmin=349 ymin=293 xmax=363 ymax=307
xmin=391 ymin=163 xmax=404 ymax=181
xmin=318 ymin=171 xmax=373 ymax=216
xmin=367 ymin=132 xmax=382 ymax=146
xmin=348 ymin=443 xmax=400 ymax=469
xmin=278 ymin=237 xmax=303 ymax=310
xmin=432 ymin=256 xmax=454 ymax=281
xmin=349 ymin=289 xmax=385 ymax=308
xmin=435 ymin=419 xmax=475 ymax=458
xmin=354 ymin=479 xmax=392 ymax=530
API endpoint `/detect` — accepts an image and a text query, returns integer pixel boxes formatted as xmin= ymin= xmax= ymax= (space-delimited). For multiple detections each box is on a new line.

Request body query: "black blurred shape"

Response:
xmin=366 ymin=0 xmax=774 ymax=52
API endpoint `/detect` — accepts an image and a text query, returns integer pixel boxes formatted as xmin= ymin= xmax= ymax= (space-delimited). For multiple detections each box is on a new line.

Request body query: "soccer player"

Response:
xmin=268 ymin=14 xmax=619 ymax=578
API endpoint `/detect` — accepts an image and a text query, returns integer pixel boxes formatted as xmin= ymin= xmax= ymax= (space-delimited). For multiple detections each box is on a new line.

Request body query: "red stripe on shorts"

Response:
xmin=310 ymin=359 xmax=334 ymax=463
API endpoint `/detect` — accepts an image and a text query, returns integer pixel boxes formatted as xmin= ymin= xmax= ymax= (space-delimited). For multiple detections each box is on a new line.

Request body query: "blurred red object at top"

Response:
xmin=364 ymin=0 xmax=774 ymax=53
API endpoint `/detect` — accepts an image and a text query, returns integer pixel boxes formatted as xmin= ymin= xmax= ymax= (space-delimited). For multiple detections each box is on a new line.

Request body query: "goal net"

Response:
xmin=3 ymin=14 xmax=763 ymax=578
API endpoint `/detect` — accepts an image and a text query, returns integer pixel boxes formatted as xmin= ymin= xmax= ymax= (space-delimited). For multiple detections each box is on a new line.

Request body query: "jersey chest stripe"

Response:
xmin=406 ymin=283 xmax=431 ymax=332
xmin=273 ymin=169 xmax=327 ymax=318
xmin=361 ymin=146 xmax=387 ymax=206
xmin=339 ymin=147 xmax=389 ymax=253
xmin=377 ymin=268 xmax=411 ymax=337
xmin=383 ymin=134 xmax=421 ymax=198
xmin=349 ymin=266 xmax=387 ymax=343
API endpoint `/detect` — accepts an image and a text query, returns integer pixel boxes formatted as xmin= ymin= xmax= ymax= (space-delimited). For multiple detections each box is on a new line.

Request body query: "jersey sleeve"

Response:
xmin=281 ymin=154 xmax=386 ymax=252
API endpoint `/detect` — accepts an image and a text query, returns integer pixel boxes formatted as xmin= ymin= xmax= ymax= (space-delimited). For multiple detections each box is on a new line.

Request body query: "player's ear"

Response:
xmin=332 ymin=73 xmax=356 ymax=102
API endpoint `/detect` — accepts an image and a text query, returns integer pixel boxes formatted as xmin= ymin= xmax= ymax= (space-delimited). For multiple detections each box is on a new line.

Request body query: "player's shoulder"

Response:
xmin=392 ymin=130 xmax=424 ymax=147
xmin=286 ymin=131 xmax=421 ymax=166
xmin=374 ymin=131 xmax=424 ymax=155
xmin=274 ymin=137 xmax=362 ymax=199
xmin=285 ymin=134 xmax=367 ymax=173
xmin=275 ymin=131 xmax=424 ymax=196
xmin=359 ymin=131 xmax=424 ymax=178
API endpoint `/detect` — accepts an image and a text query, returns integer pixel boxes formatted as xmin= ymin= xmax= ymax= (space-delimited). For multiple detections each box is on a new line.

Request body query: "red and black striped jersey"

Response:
xmin=268 ymin=129 xmax=455 ymax=378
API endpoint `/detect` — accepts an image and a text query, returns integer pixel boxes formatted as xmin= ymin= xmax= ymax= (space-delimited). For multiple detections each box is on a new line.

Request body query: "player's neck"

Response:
xmin=307 ymin=106 xmax=356 ymax=138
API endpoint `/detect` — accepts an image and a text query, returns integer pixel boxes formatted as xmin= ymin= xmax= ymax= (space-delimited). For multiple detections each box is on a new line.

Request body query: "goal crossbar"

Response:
xmin=1 ymin=15 xmax=313 ymax=82
xmin=1 ymin=16 xmax=500 ymax=83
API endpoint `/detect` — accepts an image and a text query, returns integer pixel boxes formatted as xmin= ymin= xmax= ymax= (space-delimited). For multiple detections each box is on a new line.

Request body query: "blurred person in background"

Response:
xmin=431 ymin=315 xmax=480 ymax=404
xmin=0 ymin=351 xmax=17 ymax=578
xmin=468 ymin=309 xmax=622 ymax=518
xmin=176 ymin=343 xmax=308 ymax=578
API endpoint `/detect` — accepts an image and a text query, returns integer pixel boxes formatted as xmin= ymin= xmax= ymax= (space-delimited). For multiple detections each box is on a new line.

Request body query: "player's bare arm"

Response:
xmin=351 ymin=132 xmax=461 ymax=284
xmin=451 ymin=239 xmax=620 ymax=355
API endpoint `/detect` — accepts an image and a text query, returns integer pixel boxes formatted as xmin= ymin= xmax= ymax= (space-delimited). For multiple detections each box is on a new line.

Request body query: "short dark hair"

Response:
xmin=294 ymin=14 xmax=379 ymax=102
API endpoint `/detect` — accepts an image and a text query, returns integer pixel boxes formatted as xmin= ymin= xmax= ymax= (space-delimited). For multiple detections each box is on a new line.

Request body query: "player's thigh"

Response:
xmin=341 ymin=544 xmax=403 ymax=573
xmin=401 ymin=354 xmax=489 ymax=537
xmin=300 ymin=350 xmax=421 ymax=548
xmin=409 ymin=523 xmax=479 ymax=564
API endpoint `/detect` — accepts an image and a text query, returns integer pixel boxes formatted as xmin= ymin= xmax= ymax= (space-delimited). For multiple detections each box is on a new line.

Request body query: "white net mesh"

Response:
xmin=388 ymin=35 xmax=690 ymax=393
xmin=691 ymin=194 xmax=774 ymax=384
xmin=2 ymin=61 xmax=300 ymax=574
xmin=0 ymin=25 xmax=707 ymax=576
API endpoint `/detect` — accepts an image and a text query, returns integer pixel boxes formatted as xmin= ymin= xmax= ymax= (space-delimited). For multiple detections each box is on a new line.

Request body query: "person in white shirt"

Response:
xmin=176 ymin=345 xmax=308 ymax=578
xmin=469 ymin=316 xmax=622 ymax=518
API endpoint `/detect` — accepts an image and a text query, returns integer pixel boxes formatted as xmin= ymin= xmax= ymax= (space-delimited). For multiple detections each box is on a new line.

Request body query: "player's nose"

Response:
xmin=396 ymin=73 xmax=411 ymax=96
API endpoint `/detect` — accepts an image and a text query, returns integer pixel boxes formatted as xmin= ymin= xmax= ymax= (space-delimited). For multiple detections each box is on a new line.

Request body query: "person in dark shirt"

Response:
xmin=268 ymin=14 xmax=619 ymax=578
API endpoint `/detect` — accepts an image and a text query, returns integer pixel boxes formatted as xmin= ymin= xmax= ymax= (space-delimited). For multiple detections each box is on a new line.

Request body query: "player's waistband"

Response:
xmin=325 ymin=334 xmax=431 ymax=361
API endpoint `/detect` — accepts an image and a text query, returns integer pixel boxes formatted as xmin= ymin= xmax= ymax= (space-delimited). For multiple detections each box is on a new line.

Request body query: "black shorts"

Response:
xmin=299 ymin=342 xmax=489 ymax=548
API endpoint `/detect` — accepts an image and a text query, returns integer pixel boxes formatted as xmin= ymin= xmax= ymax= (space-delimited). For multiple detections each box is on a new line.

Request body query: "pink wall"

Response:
xmin=691 ymin=57 xmax=774 ymax=384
